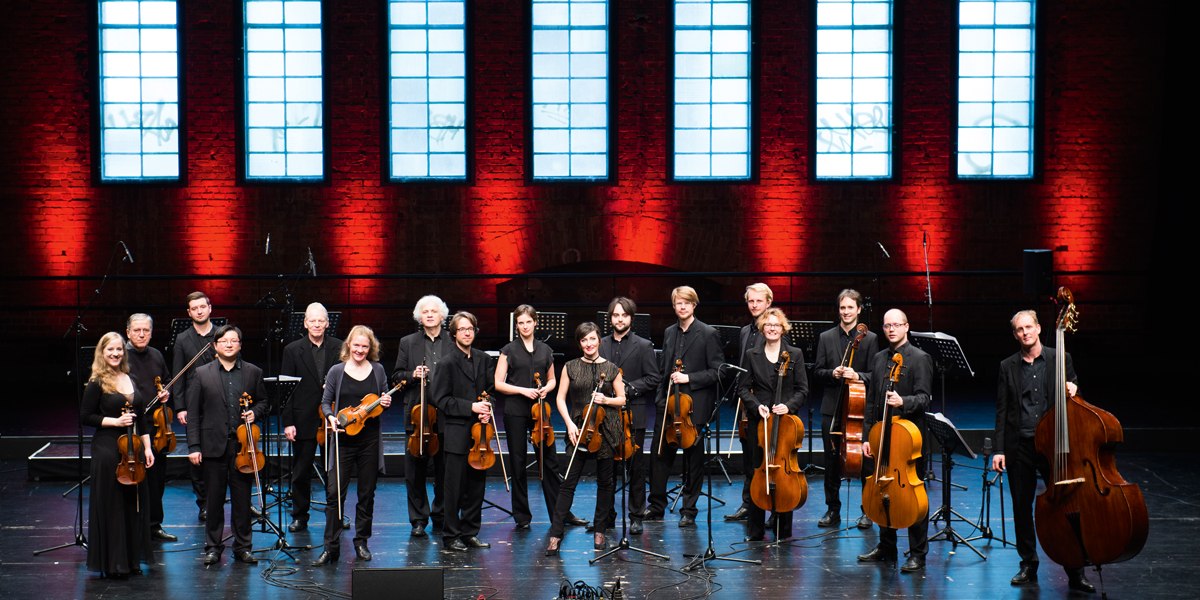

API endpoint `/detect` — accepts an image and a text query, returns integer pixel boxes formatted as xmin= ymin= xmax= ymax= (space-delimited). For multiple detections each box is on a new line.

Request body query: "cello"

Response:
xmin=407 ymin=360 xmax=438 ymax=458
xmin=657 ymin=359 xmax=698 ymax=454
xmin=1033 ymin=287 xmax=1148 ymax=570
xmin=150 ymin=375 xmax=176 ymax=453
xmin=861 ymin=353 xmax=928 ymax=530
xmin=829 ymin=324 xmax=869 ymax=477
xmin=748 ymin=351 xmax=808 ymax=514
xmin=116 ymin=396 xmax=147 ymax=486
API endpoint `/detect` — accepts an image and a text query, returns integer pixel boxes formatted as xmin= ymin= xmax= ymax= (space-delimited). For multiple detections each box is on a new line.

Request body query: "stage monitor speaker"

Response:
xmin=352 ymin=567 xmax=444 ymax=600
xmin=1022 ymin=249 xmax=1054 ymax=298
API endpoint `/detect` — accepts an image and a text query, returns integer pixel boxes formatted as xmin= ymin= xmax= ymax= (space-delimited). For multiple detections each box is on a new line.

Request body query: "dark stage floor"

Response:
xmin=1 ymin=451 xmax=1195 ymax=600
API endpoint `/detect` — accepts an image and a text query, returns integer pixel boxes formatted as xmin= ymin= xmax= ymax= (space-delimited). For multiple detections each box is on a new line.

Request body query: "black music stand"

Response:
xmin=965 ymin=437 xmax=1014 ymax=550
xmin=284 ymin=311 xmax=343 ymax=343
xmin=509 ymin=311 xmax=567 ymax=344
xmin=925 ymin=412 xmax=985 ymax=559
xmin=250 ymin=377 xmax=299 ymax=557
xmin=592 ymin=405 xmax=669 ymax=564
xmin=596 ymin=311 xmax=653 ymax=340
xmin=789 ymin=320 xmax=831 ymax=474
xmin=165 ymin=317 xmax=228 ymax=354
xmin=908 ymin=331 xmax=975 ymax=415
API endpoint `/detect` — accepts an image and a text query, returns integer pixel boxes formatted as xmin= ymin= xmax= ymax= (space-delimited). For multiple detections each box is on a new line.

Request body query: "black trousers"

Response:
xmin=549 ymin=448 xmax=615 ymax=538
xmin=442 ymin=452 xmax=485 ymax=543
xmin=202 ymin=438 xmax=254 ymax=554
xmin=504 ymin=412 xmax=563 ymax=525
xmin=405 ymin=433 xmax=445 ymax=528
xmin=876 ymin=455 xmax=928 ymax=558
xmin=626 ymin=427 xmax=648 ymax=516
xmin=290 ymin=437 xmax=319 ymax=523
xmin=821 ymin=414 xmax=867 ymax=512
xmin=147 ymin=446 xmax=168 ymax=529
xmin=648 ymin=427 xmax=704 ymax=518
xmin=321 ymin=435 xmax=380 ymax=551
xmin=189 ymin=460 xmax=206 ymax=509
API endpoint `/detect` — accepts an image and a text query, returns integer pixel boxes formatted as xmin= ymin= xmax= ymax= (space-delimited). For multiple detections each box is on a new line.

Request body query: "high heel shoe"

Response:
xmin=593 ymin=533 xmax=606 ymax=550
xmin=545 ymin=536 xmax=561 ymax=557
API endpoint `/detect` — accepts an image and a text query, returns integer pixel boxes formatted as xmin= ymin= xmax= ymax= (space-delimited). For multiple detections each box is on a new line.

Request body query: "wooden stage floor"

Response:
xmin=1 ymin=452 xmax=1194 ymax=599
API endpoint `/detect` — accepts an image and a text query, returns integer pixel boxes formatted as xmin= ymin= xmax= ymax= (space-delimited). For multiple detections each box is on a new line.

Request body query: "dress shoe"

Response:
xmin=287 ymin=519 xmax=307 ymax=533
xmin=311 ymin=550 xmax=338 ymax=567
xmin=744 ymin=535 xmax=764 ymax=542
xmin=678 ymin=515 xmax=696 ymax=528
xmin=564 ymin=515 xmax=589 ymax=527
xmin=250 ymin=505 xmax=262 ymax=519
xmin=593 ymin=533 xmax=607 ymax=550
xmin=856 ymin=514 xmax=873 ymax=529
xmin=857 ymin=546 xmax=897 ymax=562
xmin=151 ymin=527 xmax=178 ymax=542
xmin=724 ymin=506 xmax=750 ymax=521
xmin=1068 ymin=572 xmax=1096 ymax=594
xmin=640 ymin=510 xmax=664 ymax=521
xmin=630 ymin=520 xmax=643 ymax=535
xmin=198 ymin=508 xmax=207 ymax=522
xmin=464 ymin=536 xmax=490 ymax=549
xmin=234 ymin=551 xmax=259 ymax=565
xmin=1010 ymin=564 xmax=1038 ymax=585
xmin=765 ymin=514 xmax=778 ymax=530
xmin=202 ymin=551 xmax=221 ymax=566
xmin=545 ymin=536 xmax=561 ymax=557
xmin=817 ymin=510 xmax=840 ymax=528
xmin=900 ymin=556 xmax=925 ymax=573
xmin=585 ymin=523 xmax=595 ymax=533
xmin=411 ymin=525 xmax=428 ymax=537
xmin=443 ymin=538 xmax=469 ymax=552
xmin=354 ymin=542 xmax=372 ymax=561
xmin=514 ymin=521 xmax=531 ymax=530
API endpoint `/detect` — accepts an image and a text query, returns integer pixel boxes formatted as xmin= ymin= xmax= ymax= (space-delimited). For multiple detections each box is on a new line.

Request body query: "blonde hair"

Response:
xmin=89 ymin=332 xmax=129 ymax=393
xmin=756 ymin=307 xmax=793 ymax=334
xmin=744 ymin=283 xmax=773 ymax=304
xmin=670 ymin=286 xmax=699 ymax=306
xmin=340 ymin=325 xmax=381 ymax=362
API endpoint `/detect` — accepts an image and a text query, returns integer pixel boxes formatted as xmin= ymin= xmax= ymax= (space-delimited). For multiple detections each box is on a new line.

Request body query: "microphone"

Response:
xmin=119 ymin=241 xmax=134 ymax=264
xmin=983 ymin=436 xmax=992 ymax=455
xmin=265 ymin=233 xmax=271 ymax=255
xmin=721 ymin=363 xmax=748 ymax=374
xmin=876 ymin=242 xmax=890 ymax=258
xmin=923 ymin=231 xmax=928 ymax=246
xmin=307 ymin=247 xmax=317 ymax=277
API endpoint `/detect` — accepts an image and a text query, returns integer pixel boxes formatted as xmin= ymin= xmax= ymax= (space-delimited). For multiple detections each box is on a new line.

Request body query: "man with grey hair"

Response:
xmin=391 ymin=295 xmax=451 ymax=538
xmin=125 ymin=313 xmax=176 ymax=542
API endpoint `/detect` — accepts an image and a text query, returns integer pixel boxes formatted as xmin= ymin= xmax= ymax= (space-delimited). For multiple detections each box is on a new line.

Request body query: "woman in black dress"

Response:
xmin=545 ymin=322 xmax=626 ymax=555
xmin=81 ymin=331 xmax=154 ymax=578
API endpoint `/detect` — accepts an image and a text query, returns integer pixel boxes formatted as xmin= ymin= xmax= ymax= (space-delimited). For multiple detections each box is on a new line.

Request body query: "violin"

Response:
xmin=407 ymin=362 xmax=439 ymax=458
xmin=749 ymin=351 xmax=808 ymax=513
xmin=615 ymin=369 xmax=638 ymax=461
xmin=235 ymin=393 xmax=264 ymax=475
xmin=529 ymin=372 xmax=556 ymax=480
xmin=1033 ymin=287 xmax=1148 ymax=569
xmin=658 ymin=359 xmax=697 ymax=454
xmin=467 ymin=392 xmax=501 ymax=470
xmin=338 ymin=380 xmax=406 ymax=436
xmin=861 ymin=353 xmax=928 ymax=530
xmin=565 ymin=371 xmax=608 ymax=478
xmin=116 ymin=396 xmax=146 ymax=486
xmin=150 ymin=375 xmax=176 ymax=453
xmin=830 ymin=324 xmax=869 ymax=477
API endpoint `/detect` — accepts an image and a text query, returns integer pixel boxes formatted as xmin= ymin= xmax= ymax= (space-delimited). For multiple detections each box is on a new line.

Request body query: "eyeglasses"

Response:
xmin=881 ymin=323 xmax=907 ymax=331
xmin=456 ymin=327 xmax=477 ymax=333
xmin=762 ymin=323 xmax=783 ymax=330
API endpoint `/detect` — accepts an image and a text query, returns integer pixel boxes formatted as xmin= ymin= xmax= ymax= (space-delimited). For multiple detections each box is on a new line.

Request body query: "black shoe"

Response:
xmin=585 ymin=523 xmax=596 ymax=533
xmin=724 ymin=506 xmax=750 ymax=521
xmin=443 ymin=538 xmax=468 ymax=552
xmin=198 ymin=508 xmax=207 ymax=522
xmin=678 ymin=515 xmax=696 ymax=528
xmin=900 ymin=556 xmax=925 ymax=573
xmin=641 ymin=511 xmax=664 ymax=521
xmin=411 ymin=525 xmax=428 ymax=537
xmin=249 ymin=505 xmax=262 ymax=519
xmin=514 ymin=521 xmax=531 ymax=530
xmin=564 ymin=515 xmax=589 ymax=527
xmin=151 ymin=527 xmax=178 ymax=542
xmin=857 ymin=546 xmax=897 ymax=562
xmin=630 ymin=520 xmax=643 ymax=535
xmin=354 ymin=542 xmax=372 ymax=561
xmin=856 ymin=514 xmax=873 ymax=529
xmin=765 ymin=514 xmax=778 ymax=530
xmin=464 ymin=536 xmax=490 ymax=549
xmin=202 ymin=551 xmax=221 ymax=566
xmin=1011 ymin=565 xmax=1038 ymax=585
xmin=744 ymin=535 xmax=764 ymax=542
xmin=234 ymin=551 xmax=259 ymax=565
xmin=1068 ymin=572 xmax=1096 ymax=594
xmin=817 ymin=510 xmax=840 ymax=528
xmin=311 ymin=550 xmax=338 ymax=567
xmin=545 ymin=536 xmax=561 ymax=557
xmin=287 ymin=520 xmax=307 ymax=533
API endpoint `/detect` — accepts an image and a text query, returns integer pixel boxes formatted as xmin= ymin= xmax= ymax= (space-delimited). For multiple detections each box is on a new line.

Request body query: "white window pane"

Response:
xmin=533 ymin=30 xmax=569 ymax=52
xmin=571 ymin=104 xmax=607 ymax=127
xmin=817 ymin=3 xmax=852 ymax=26
xmin=959 ymin=52 xmax=994 ymax=77
xmin=675 ymin=104 xmax=710 ymax=128
xmin=712 ymin=54 xmax=747 ymax=77
xmin=391 ymin=3 xmax=426 ymax=25
xmin=101 ymin=103 xmax=137 ymax=129
xmin=142 ymin=128 xmax=177 ymax=152
xmin=816 ymin=154 xmax=852 ymax=177
xmin=959 ymin=78 xmax=993 ymax=102
xmin=285 ymin=53 xmax=322 ymax=76
xmin=104 ymin=154 xmax=142 ymax=177
xmin=286 ymin=103 xmax=322 ymax=126
xmin=286 ymin=28 xmax=321 ymax=51
xmin=852 ymin=128 xmax=888 ymax=152
xmin=676 ymin=54 xmax=711 ymax=78
xmin=246 ymin=1 xmax=284 ymax=24
xmin=711 ymin=154 xmax=747 ymax=177
xmin=816 ymin=103 xmax=851 ymax=128
xmin=429 ymin=103 xmax=464 ymax=126
xmin=816 ymin=78 xmax=852 ymax=103
xmin=572 ymin=3 xmax=607 ymax=25
xmin=105 ymin=53 xmax=141 ymax=77
xmin=393 ymin=104 xmax=428 ymax=127
xmin=676 ymin=130 xmax=710 ymax=153
xmin=533 ymin=3 xmax=571 ymax=26
xmin=711 ymin=79 xmax=747 ymax=103
xmin=853 ymin=78 xmax=889 ymax=103
xmin=428 ymin=1 xmax=463 ymax=24
xmin=853 ymin=53 xmax=889 ymax=78
xmin=534 ymin=79 xmax=570 ymax=103
xmin=286 ymin=128 xmax=323 ymax=152
xmin=995 ymin=53 xmax=1030 ymax=77
xmin=994 ymin=102 xmax=1030 ymax=127
xmin=248 ymin=127 xmax=282 ymax=151
xmin=675 ymin=154 xmax=709 ymax=177
xmin=571 ymin=79 xmax=607 ymax=103
xmin=428 ymin=53 xmax=464 ymax=76
xmin=993 ymin=152 xmax=1031 ymax=176
xmin=676 ymin=30 xmax=711 ymax=53
xmin=853 ymin=152 xmax=889 ymax=177
xmin=959 ymin=127 xmax=993 ymax=152
xmin=996 ymin=2 xmax=1032 ymax=25
xmin=284 ymin=2 xmax=321 ymax=25
xmin=142 ymin=154 xmax=179 ymax=177
xmin=428 ymin=78 xmax=464 ymax=102
xmin=141 ymin=29 xmax=177 ymax=51
xmin=571 ymin=54 xmax=607 ymax=78
xmin=392 ymin=30 xmax=427 ymax=52
xmin=394 ymin=154 xmax=429 ymax=177
xmin=959 ymin=152 xmax=992 ymax=176
xmin=712 ymin=105 xmax=746 ymax=128
xmin=713 ymin=3 xmax=748 ymax=25
xmin=392 ymin=128 xmax=429 ymax=153
xmin=570 ymin=30 xmax=606 ymax=52
xmin=142 ymin=78 xmax=177 ymax=102
xmin=103 ymin=30 xmax=139 ymax=51
xmin=994 ymin=77 xmax=1030 ymax=101
xmin=392 ymin=78 xmax=428 ymax=102
xmin=105 ymin=129 xmax=142 ymax=153
xmin=535 ymin=54 xmax=570 ymax=77
xmin=854 ymin=3 xmax=890 ymax=26
xmin=571 ymin=129 xmax=606 ymax=153
xmin=817 ymin=30 xmax=853 ymax=53
xmin=818 ymin=53 xmax=853 ymax=78
xmin=958 ymin=102 xmax=993 ymax=126
xmin=712 ymin=129 xmax=748 ymax=153
xmin=960 ymin=2 xmax=995 ymax=26
xmin=429 ymin=154 xmax=465 ymax=177
xmin=247 ymin=28 xmax=284 ymax=51
xmin=429 ymin=30 xmax=463 ymax=51
xmin=393 ymin=53 xmax=428 ymax=77
xmin=712 ymin=30 xmax=747 ymax=53
xmin=676 ymin=79 xmax=711 ymax=102
xmin=141 ymin=1 xmax=176 ymax=24
xmin=286 ymin=153 xmax=322 ymax=176
xmin=995 ymin=29 xmax=1030 ymax=51
xmin=248 ymin=52 xmax=285 ymax=76
xmin=534 ymin=154 xmax=569 ymax=178
xmin=142 ymin=53 xmax=177 ymax=77
xmin=249 ymin=77 xmax=286 ymax=101
xmin=570 ymin=155 xmax=606 ymax=177
xmin=533 ymin=104 xmax=571 ymax=128
xmin=994 ymin=127 xmax=1031 ymax=152
xmin=102 ymin=2 xmax=140 ymax=25
xmin=249 ymin=103 xmax=286 ymax=126
xmin=430 ymin=127 xmax=465 ymax=152
xmin=676 ymin=4 xmax=711 ymax=27
xmin=286 ymin=77 xmax=322 ymax=101
xmin=960 ymin=29 xmax=994 ymax=51
xmin=854 ymin=30 xmax=889 ymax=53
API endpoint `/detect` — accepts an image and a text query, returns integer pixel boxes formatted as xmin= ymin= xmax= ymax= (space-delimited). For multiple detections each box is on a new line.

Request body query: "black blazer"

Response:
xmin=185 ymin=359 xmax=269 ymax=458
xmin=599 ymin=332 xmax=661 ymax=429
xmin=813 ymin=325 xmax=880 ymax=417
xmin=391 ymin=329 xmax=453 ymax=413
xmin=860 ymin=342 xmax=932 ymax=435
xmin=431 ymin=348 xmax=495 ymax=455
xmin=994 ymin=345 xmax=1076 ymax=455
xmin=280 ymin=335 xmax=343 ymax=439
xmin=656 ymin=318 xmax=724 ymax=424
xmin=738 ymin=342 xmax=808 ymax=422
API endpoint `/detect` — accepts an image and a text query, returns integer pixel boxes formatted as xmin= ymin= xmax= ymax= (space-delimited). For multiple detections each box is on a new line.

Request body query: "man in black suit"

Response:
xmin=125 ymin=312 xmax=176 ymax=542
xmin=992 ymin=310 xmax=1093 ymax=593
xmin=430 ymin=311 xmax=496 ymax=552
xmin=599 ymin=296 xmax=660 ymax=535
xmin=847 ymin=309 xmax=932 ymax=574
xmin=646 ymin=286 xmax=724 ymax=528
xmin=186 ymin=325 xmax=269 ymax=566
xmin=812 ymin=289 xmax=879 ymax=529
xmin=725 ymin=282 xmax=772 ymax=522
xmin=391 ymin=295 xmax=451 ymax=538
xmin=173 ymin=291 xmax=218 ymax=521
xmin=280 ymin=302 xmax=343 ymax=533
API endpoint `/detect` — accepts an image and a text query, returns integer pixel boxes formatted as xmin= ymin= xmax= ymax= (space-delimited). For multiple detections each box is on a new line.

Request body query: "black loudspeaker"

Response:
xmin=1022 ymin=249 xmax=1054 ymax=298
xmin=352 ymin=567 xmax=444 ymax=600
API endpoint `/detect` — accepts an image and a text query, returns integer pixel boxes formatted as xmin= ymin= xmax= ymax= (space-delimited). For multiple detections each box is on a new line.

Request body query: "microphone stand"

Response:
xmin=592 ymin=405 xmax=668 ymax=564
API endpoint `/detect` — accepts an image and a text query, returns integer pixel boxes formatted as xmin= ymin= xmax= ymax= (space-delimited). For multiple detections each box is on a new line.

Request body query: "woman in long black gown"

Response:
xmin=81 ymin=331 xmax=154 ymax=578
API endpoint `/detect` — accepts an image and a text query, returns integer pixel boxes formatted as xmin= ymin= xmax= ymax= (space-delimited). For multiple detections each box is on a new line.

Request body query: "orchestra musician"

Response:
xmin=82 ymin=332 xmax=154 ymax=578
xmin=846 ymin=309 xmax=932 ymax=573
xmin=813 ymin=289 xmax=879 ymax=529
xmin=992 ymin=310 xmax=1094 ymax=593
xmin=172 ymin=291 xmax=217 ymax=522
xmin=124 ymin=313 xmax=176 ymax=543
xmin=280 ymin=302 xmax=342 ymax=533
xmin=545 ymin=322 xmax=626 ymax=555
xmin=726 ymin=283 xmax=773 ymax=523
xmin=185 ymin=325 xmax=269 ymax=567
xmin=312 ymin=326 xmax=390 ymax=567
xmin=430 ymin=311 xmax=496 ymax=552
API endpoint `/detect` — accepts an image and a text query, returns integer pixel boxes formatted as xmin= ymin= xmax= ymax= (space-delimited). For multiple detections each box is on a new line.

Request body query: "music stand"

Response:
xmin=925 ymin=412 xmax=985 ymax=559
xmin=789 ymin=321 xmax=831 ymax=474
xmin=509 ymin=311 xmax=567 ymax=344
xmin=166 ymin=317 xmax=227 ymax=354
xmin=285 ymin=311 xmax=343 ymax=343
xmin=965 ymin=437 xmax=1014 ymax=550
xmin=254 ymin=377 xmax=301 ymax=557
xmin=596 ymin=311 xmax=653 ymax=340
xmin=908 ymin=331 xmax=975 ymax=415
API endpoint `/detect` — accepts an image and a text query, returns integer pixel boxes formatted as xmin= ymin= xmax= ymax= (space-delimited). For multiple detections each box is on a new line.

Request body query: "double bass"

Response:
xmin=657 ymin=359 xmax=697 ymax=454
xmin=748 ymin=351 xmax=808 ymax=514
xmin=1034 ymin=287 xmax=1148 ymax=570
xmin=861 ymin=353 xmax=928 ymax=530
xmin=116 ymin=396 xmax=147 ymax=486
xmin=829 ymin=324 xmax=869 ymax=476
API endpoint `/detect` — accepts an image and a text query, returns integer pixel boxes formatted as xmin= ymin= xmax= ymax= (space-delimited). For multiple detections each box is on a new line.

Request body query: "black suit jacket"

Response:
xmin=995 ymin=345 xmax=1076 ymax=455
xmin=185 ymin=359 xmax=269 ymax=458
xmin=813 ymin=325 xmax=880 ymax=416
xmin=738 ymin=342 xmax=808 ymax=422
xmin=599 ymin=332 xmax=660 ymax=429
xmin=861 ymin=342 xmax=932 ymax=436
xmin=431 ymin=348 xmax=495 ymax=455
xmin=656 ymin=318 xmax=724 ymax=424
xmin=280 ymin=335 xmax=343 ymax=439
xmin=391 ymin=329 xmax=453 ymax=414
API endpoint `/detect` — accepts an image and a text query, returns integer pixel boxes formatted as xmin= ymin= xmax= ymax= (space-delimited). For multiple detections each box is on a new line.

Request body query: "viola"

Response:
xmin=150 ymin=375 xmax=176 ymax=453
xmin=830 ymin=324 xmax=869 ymax=477
xmin=116 ymin=396 xmax=146 ymax=486
xmin=861 ymin=352 xmax=928 ymax=530
xmin=407 ymin=363 xmax=438 ymax=458
xmin=749 ymin=351 xmax=808 ymax=513
xmin=615 ymin=371 xmax=638 ymax=461
xmin=1033 ymin=287 xmax=1148 ymax=569
xmin=468 ymin=392 xmax=509 ymax=487
xmin=235 ymin=393 xmax=264 ymax=475
xmin=338 ymin=380 xmax=406 ymax=436
xmin=658 ymin=359 xmax=697 ymax=454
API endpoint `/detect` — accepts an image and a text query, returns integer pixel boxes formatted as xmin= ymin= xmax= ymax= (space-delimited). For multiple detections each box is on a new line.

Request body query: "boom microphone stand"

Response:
xmin=592 ymin=405 xmax=668 ymax=564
